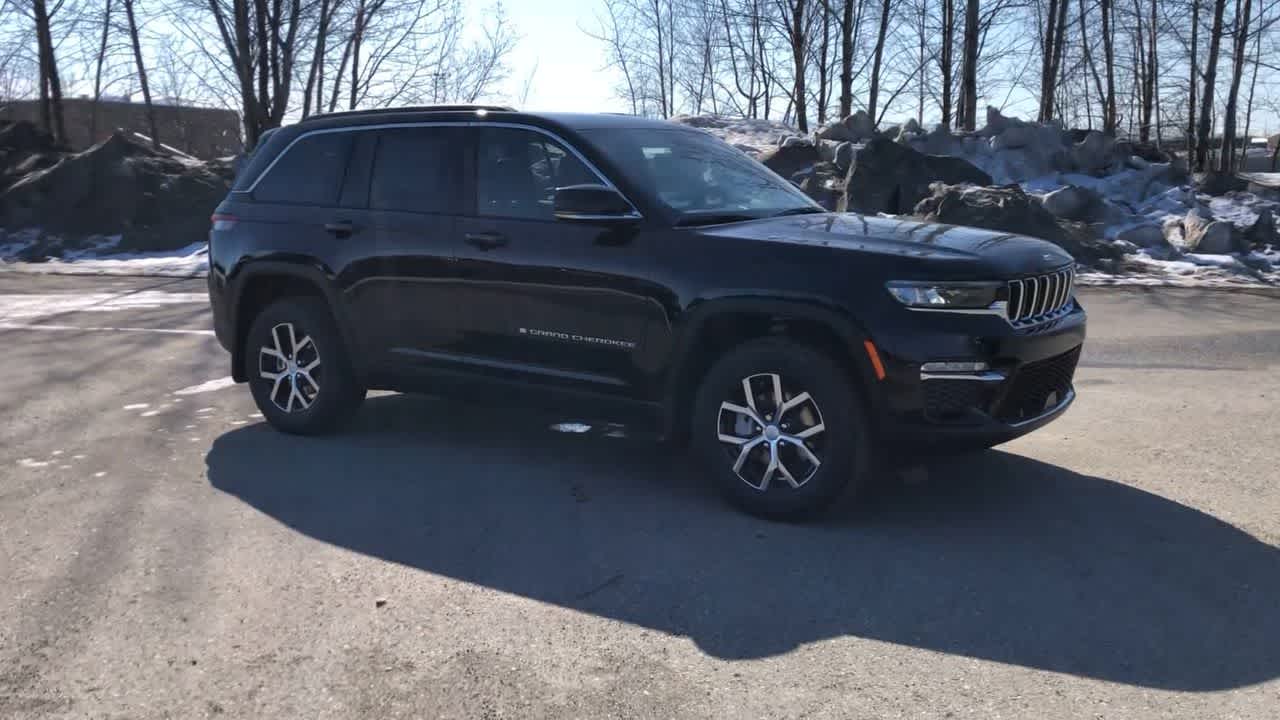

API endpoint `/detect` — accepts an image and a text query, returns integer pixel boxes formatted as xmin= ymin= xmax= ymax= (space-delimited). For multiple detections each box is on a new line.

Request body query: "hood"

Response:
xmin=697 ymin=213 xmax=1075 ymax=277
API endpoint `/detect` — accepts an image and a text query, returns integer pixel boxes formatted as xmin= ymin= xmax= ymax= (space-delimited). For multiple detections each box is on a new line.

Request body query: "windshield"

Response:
xmin=581 ymin=128 xmax=821 ymax=224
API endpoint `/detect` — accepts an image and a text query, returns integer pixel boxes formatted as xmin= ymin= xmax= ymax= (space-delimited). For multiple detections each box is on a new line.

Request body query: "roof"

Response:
xmin=289 ymin=106 xmax=691 ymax=134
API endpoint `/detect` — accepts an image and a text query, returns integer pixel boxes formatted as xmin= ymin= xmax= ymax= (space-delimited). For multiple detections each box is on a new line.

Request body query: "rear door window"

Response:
xmin=369 ymin=127 xmax=461 ymax=213
xmin=253 ymin=132 xmax=352 ymax=206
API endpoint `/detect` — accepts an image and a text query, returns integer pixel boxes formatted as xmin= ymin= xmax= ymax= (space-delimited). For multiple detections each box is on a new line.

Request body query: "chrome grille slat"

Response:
xmin=1006 ymin=266 xmax=1075 ymax=327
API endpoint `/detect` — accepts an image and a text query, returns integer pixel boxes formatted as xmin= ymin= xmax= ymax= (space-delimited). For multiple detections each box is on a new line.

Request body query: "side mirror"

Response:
xmin=553 ymin=184 xmax=640 ymax=223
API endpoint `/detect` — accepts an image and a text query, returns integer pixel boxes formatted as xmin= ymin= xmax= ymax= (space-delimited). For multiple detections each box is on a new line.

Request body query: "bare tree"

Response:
xmin=1188 ymin=0 xmax=1200 ymax=151
xmin=8 ymin=0 xmax=69 ymax=142
xmin=1195 ymin=0 xmax=1228 ymax=170
xmin=960 ymin=0 xmax=978 ymax=130
xmin=778 ymin=0 xmax=809 ymax=131
xmin=1101 ymin=0 xmax=1116 ymax=131
xmin=940 ymin=0 xmax=955 ymax=126
xmin=89 ymin=0 xmax=113 ymax=142
xmin=301 ymin=0 xmax=342 ymax=118
xmin=1218 ymin=0 xmax=1253 ymax=171
xmin=1037 ymin=0 xmax=1069 ymax=121
xmin=122 ymin=0 xmax=159 ymax=148
xmin=194 ymin=0 xmax=305 ymax=148
xmin=1078 ymin=0 xmax=1106 ymax=129
xmin=865 ymin=0 xmax=889 ymax=123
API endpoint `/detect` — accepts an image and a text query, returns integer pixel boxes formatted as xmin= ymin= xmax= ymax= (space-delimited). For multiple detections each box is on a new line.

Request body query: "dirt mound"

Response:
xmin=0 ymin=129 xmax=232 ymax=253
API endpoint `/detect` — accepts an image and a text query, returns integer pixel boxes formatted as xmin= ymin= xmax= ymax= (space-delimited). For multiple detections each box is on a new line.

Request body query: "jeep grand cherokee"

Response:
xmin=208 ymin=106 xmax=1086 ymax=518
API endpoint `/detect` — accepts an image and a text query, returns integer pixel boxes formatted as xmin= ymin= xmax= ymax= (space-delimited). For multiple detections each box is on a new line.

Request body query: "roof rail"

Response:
xmin=300 ymin=105 xmax=516 ymax=123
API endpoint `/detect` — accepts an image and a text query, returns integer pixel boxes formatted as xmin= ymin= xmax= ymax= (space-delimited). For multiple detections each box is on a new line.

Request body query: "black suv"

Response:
xmin=208 ymin=106 xmax=1085 ymax=517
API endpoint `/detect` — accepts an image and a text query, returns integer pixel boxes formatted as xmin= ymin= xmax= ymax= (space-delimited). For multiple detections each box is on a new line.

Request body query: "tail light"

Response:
xmin=210 ymin=214 xmax=237 ymax=231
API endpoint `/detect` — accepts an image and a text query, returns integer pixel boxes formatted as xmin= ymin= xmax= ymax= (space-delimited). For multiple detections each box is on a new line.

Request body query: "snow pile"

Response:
xmin=673 ymin=115 xmax=799 ymax=157
xmin=0 ymin=230 xmax=208 ymax=277
xmin=676 ymin=110 xmax=1280 ymax=287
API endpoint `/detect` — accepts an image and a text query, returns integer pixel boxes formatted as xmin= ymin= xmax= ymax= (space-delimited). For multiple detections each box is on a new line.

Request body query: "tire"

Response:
xmin=691 ymin=337 xmax=870 ymax=519
xmin=243 ymin=296 xmax=364 ymax=435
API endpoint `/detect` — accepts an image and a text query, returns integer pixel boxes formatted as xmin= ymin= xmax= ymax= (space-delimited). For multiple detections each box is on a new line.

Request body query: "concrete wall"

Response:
xmin=0 ymin=99 xmax=241 ymax=158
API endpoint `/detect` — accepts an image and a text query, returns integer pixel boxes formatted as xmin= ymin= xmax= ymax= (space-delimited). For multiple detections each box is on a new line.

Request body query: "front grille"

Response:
xmin=1006 ymin=267 xmax=1075 ymax=326
xmin=995 ymin=347 xmax=1081 ymax=423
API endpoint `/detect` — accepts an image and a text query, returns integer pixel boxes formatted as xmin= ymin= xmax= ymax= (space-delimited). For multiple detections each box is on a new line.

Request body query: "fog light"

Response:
xmin=921 ymin=361 xmax=989 ymax=373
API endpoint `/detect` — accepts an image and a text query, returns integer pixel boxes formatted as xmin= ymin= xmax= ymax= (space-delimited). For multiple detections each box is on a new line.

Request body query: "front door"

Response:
xmin=450 ymin=125 xmax=668 ymax=399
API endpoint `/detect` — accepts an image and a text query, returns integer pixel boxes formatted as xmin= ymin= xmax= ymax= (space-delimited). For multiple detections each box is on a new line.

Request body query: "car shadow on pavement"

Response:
xmin=205 ymin=393 xmax=1280 ymax=692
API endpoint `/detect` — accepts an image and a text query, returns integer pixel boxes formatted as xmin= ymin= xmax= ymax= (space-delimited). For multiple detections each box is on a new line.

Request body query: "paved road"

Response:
xmin=2 ymin=274 xmax=1278 ymax=719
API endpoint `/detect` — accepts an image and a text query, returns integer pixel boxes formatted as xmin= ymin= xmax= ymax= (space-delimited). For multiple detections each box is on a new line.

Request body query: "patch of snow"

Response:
xmin=550 ymin=422 xmax=593 ymax=434
xmin=0 ymin=242 xmax=209 ymax=277
xmin=173 ymin=377 xmax=237 ymax=396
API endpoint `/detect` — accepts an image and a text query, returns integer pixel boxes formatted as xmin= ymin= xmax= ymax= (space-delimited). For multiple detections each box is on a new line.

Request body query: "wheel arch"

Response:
xmin=661 ymin=296 xmax=884 ymax=443
xmin=228 ymin=261 xmax=363 ymax=382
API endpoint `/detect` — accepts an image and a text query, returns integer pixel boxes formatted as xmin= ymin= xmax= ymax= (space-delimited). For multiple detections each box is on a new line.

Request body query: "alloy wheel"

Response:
xmin=716 ymin=373 xmax=826 ymax=491
xmin=258 ymin=322 xmax=321 ymax=413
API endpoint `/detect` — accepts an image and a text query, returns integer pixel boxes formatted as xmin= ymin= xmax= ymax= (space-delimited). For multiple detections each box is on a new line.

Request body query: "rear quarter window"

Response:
xmin=253 ymin=133 xmax=353 ymax=206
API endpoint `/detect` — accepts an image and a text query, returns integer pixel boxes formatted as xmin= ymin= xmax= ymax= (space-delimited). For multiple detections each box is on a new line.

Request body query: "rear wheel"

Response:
xmin=691 ymin=338 xmax=870 ymax=519
xmin=244 ymin=297 xmax=364 ymax=435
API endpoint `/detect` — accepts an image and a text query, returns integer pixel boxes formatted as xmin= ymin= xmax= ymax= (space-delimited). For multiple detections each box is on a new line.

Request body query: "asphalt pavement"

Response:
xmin=1 ymin=273 xmax=1278 ymax=719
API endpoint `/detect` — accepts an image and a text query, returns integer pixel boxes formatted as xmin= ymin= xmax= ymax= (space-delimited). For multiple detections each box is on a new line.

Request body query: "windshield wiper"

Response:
xmin=769 ymin=206 xmax=826 ymax=217
xmin=673 ymin=212 xmax=761 ymax=227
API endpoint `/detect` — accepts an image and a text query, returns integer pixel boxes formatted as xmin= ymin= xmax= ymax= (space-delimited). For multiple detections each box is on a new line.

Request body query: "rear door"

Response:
xmin=341 ymin=124 xmax=466 ymax=367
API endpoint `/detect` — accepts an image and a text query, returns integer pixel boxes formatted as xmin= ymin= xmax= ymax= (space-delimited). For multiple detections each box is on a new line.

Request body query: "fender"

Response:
xmin=660 ymin=294 xmax=886 ymax=432
xmin=226 ymin=257 xmax=369 ymax=383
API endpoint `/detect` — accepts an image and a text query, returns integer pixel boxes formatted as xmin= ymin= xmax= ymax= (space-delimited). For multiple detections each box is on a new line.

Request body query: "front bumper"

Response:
xmin=873 ymin=300 xmax=1086 ymax=452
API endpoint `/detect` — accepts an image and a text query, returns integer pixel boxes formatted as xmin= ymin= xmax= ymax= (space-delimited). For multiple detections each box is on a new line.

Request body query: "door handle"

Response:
xmin=465 ymin=232 xmax=508 ymax=250
xmin=324 ymin=220 xmax=355 ymax=236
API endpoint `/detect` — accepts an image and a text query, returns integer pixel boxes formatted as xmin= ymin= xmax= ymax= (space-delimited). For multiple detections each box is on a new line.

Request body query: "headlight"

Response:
xmin=886 ymin=281 xmax=1000 ymax=309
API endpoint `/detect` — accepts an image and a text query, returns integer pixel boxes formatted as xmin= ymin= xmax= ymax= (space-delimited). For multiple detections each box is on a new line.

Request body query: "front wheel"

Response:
xmin=244 ymin=296 xmax=364 ymax=435
xmin=691 ymin=338 xmax=871 ymax=519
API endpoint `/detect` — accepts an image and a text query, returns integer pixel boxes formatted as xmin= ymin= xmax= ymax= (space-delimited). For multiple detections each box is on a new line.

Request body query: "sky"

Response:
xmin=490 ymin=0 xmax=626 ymax=113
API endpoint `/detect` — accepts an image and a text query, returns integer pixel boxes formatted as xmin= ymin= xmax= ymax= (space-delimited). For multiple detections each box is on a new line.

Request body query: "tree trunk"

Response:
xmin=1147 ymin=0 xmax=1157 ymax=143
xmin=960 ymin=0 xmax=979 ymax=131
xmin=789 ymin=0 xmax=809 ymax=131
xmin=1038 ymin=0 xmax=1060 ymax=122
xmin=123 ymin=0 xmax=160 ymax=149
xmin=32 ymin=0 xmax=67 ymax=144
xmin=302 ymin=0 xmax=332 ymax=118
xmin=90 ymin=0 xmax=113 ymax=144
xmin=1238 ymin=2 xmax=1263 ymax=167
xmin=1078 ymin=0 xmax=1105 ymax=129
xmin=817 ymin=0 xmax=830 ymax=123
xmin=1218 ymin=0 xmax=1252 ymax=173
xmin=1195 ymin=0 xmax=1228 ymax=171
xmin=940 ymin=0 xmax=954 ymax=127
xmin=1047 ymin=0 xmax=1068 ymax=121
xmin=1188 ymin=0 xmax=1200 ymax=156
xmin=1100 ymin=0 xmax=1116 ymax=132
xmin=839 ymin=0 xmax=854 ymax=117
xmin=916 ymin=2 xmax=925 ymax=126
xmin=867 ymin=0 xmax=890 ymax=124
xmin=1132 ymin=0 xmax=1152 ymax=141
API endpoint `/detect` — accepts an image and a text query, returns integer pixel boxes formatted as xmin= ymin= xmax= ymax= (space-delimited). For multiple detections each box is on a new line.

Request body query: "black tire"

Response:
xmin=691 ymin=337 xmax=870 ymax=519
xmin=243 ymin=296 xmax=364 ymax=435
